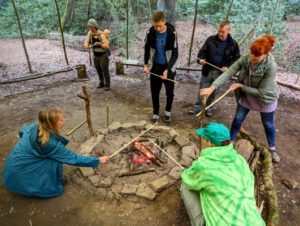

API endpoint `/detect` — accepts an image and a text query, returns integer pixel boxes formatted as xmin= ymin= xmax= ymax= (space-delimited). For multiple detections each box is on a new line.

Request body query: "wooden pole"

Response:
xmin=187 ymin=0 xmax=198 ymax=67
xmin=66 ymin=119 xmax=87 ymax=136
xmin=126 ymin=0 xmax=129 ymax=60
xmin=54 ymin=0 xmax=69 ymax=65
xmin=238 ymin=26 xmax=256 ymax=47
xmin=225 ymin=0 xmax=234 ymax=20
xmin=11 ymin=0 xmax=33 ymax=73
xmin=196 ymin=88 xmax=232 ymax=117
xmin=269 ymin=0 xmax=280 ymax=35
xmin=106 ymin=104 xmax=109 ymax=128
xmin=109 ymin=123 xmax=157 ymax=158
xmin=276 ymin=80 xmax=300 ymax=91
xmin=149 ymin=72 xmax=180 ymax=84
xmin=81 ymin=86 xmax=94 ymax=136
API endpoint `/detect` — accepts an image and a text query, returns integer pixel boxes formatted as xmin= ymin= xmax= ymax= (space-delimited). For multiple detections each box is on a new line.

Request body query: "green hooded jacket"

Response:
xmin=211 ymin=53 xmax=280 ymax=107
xmin=181 ymin=144 xmax=265 ymax=226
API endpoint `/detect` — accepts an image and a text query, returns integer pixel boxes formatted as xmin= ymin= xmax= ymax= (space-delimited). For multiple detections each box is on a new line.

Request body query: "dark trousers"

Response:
xmin=230 ymin=104 xmax=276 ymax=148
xmin=94 ymin=53 xmax=110 ymax=87
xmin=150 ymin=63 xmax=175 ymax=115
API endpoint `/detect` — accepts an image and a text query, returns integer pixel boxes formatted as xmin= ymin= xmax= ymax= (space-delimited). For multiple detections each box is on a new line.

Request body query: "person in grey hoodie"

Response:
xmin=200 ymin=35 xmax=280 ymax=163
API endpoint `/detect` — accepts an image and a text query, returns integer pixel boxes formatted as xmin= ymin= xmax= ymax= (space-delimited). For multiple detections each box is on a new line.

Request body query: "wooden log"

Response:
xmin=277 ymin=80 xmax=300 ymax=91
xmin=0 ymin=65 xmax=84 ymax=85
xmin=76 ymin=64 xmax=88 ymax=79
xmin=115 ymin=61 xmax=124 ymax=75
xmin=250 ymin=150 xmax=261 ymax=171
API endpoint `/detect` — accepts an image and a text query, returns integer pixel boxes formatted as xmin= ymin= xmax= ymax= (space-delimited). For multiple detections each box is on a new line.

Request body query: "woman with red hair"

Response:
xmin=200 ymin=35 xmax=280 ymax=163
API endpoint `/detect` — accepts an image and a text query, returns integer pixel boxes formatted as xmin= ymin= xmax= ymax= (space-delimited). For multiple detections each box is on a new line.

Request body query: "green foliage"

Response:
xmin=0 ymin=0 xmax=65 ymax=39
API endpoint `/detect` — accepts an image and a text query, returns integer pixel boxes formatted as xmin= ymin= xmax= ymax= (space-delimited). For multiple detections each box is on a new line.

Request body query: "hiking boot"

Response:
xmin=164 ymin=111 xmax=171 ymax=122
xmin=205 ymin=109 xmax=212 ymax=117
xmin=271 ymin=150 xmax=280 ymax=163
xmin=104 ymin=86 xmax=110 ymax=91
xmin=97 ymin=84 xmax=105 ymax=89
xmin=151 ymin=114 xmax=159 ymax=124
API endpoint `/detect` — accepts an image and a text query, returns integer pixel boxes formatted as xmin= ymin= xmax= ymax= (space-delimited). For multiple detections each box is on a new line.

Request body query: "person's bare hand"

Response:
xmin=230 ymin=83 xmax=244 ymax=91
xmin=200 ymin=87 xmax=215 ymax=96
xmin=220 ymin=67 xmax=228 ymax=72
xmin=161 ymin=70 xmax=168 ymax=80
xmin=199 ymin=59 xmax=206 ymax=65
xmin=100 ymin=156 xmax=109 ymax=164
xmin=143 ymin=65 xmax=150 ymax=74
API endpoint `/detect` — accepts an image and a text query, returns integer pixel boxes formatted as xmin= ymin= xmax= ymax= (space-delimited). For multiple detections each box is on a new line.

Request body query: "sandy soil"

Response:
xmin=0 ymin=21 xmax=300 ymax=226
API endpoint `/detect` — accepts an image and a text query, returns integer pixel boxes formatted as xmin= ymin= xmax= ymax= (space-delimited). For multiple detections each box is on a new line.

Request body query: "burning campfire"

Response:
xmin=130 ymin=139 xmax=166 ymax=167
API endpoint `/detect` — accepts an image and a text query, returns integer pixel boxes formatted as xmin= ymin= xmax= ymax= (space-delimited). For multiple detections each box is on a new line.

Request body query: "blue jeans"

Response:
xmin=230 ymin=104 xmax=276 ymax=148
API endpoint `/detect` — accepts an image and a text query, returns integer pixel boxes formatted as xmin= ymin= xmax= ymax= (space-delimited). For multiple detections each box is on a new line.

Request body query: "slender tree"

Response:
xmin=61 ymin=0 xmax=76 ymax=32
xmin=54 ymin=0 xmax=69 ymax=65
xmin=11 ymin=0 xmax=32 ymax=73
xmin=188 ymin=0 xmax=198 ymax=67
xmin=156 ymin=0 xmax=177 ymax=26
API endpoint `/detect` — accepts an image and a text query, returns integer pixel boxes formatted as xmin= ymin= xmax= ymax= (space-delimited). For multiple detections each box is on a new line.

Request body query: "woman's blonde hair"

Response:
xmin=38 ymin=108 xmax=62 ymax=146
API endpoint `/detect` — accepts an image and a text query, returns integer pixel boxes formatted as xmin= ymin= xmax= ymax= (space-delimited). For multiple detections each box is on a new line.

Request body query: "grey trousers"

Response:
xmin=193 ymin=70 xmax=221 ymax=113
xmin=180 ymin=184 xmax=205 ymax=226
xmin=94 ymin=53 xmax=110 ymax=87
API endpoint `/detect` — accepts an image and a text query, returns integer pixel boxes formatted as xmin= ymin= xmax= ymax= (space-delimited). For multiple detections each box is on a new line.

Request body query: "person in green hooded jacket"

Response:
xmin=181 ymin=122 xmax=265 ymax=226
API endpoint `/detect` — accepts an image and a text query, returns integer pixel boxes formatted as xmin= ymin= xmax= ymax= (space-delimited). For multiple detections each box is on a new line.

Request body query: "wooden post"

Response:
xmin=115 ymin=62 xmax=124 ymax=75
xmin=269 ymin=0 xmax=280 ymax=35
xmin=79 ymin=86 xmax=94 ymax=136
xmin=76 ymin=64 xmax=88 ymax=79
xmin=106 ymin=104 xmax=109 ymax=128
xmin=11 ymin=0 xmax=33 ymax=73
xmin=225 ymin=0 xmax=234 ymax=20
xmin=54 ymin=0 xmax=69 ymax=65
xmin=126 ymin=0 xmax=129 ymax=60
xmin=187 ymin=0 xmax=198 ymax=67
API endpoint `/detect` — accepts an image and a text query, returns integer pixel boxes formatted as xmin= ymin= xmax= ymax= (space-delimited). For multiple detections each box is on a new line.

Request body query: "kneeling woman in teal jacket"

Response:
xmin=3 ymin=108 xmax=109 ymax=198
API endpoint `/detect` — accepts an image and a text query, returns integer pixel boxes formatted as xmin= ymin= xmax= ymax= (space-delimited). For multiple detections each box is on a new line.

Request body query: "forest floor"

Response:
xmin=0 ymin=20 xmax=299 ymax=226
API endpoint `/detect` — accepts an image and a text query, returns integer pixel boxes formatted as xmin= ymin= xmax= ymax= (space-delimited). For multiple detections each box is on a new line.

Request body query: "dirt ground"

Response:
xmin=1 ymin=21 xmax=300 ymax=226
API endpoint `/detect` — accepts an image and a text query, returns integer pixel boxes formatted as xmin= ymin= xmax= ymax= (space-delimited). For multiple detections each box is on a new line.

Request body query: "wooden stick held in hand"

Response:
xmin=196 ymin=88 xmax=232 ymax=117
xmin=148 ymin=72 xmax=180 ymax=84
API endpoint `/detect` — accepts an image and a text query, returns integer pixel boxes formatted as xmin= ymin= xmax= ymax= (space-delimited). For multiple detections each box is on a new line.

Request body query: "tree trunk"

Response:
xmin=61 ymin=0 xmax=76 ymax=32
xmin=156 ymin=0 xmax=177 ymax=26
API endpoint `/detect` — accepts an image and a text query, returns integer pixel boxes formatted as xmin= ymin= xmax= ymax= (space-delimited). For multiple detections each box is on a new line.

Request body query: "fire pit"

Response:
xmin=70 ymin=121 xmax=199 ymax=201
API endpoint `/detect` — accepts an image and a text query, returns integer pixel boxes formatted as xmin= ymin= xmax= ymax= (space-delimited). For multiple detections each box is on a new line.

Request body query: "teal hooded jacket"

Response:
xmin=3 ymin=123 xmax=99 ymax=197
xmin=182 ymin=144 xmax=265 ymax=226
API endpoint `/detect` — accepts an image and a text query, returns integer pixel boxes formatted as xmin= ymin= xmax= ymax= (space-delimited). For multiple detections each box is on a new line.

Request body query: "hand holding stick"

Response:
xmin=147 ymin=72 xmax=180 ymax=84
xmin=196 ymin=88 xmax=233 ymax=117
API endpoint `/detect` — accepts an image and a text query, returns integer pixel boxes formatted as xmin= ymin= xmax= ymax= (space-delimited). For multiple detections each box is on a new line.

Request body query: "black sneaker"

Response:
xmin=164 ymin=111 xmax=171 ymax=122
xmin=188 ymin=109 xmax=200 ymax=115
xmin=151 ymin=114 xmax=159 ymax=124
xmin=205 ymin=109 xmax=212 ymax=117
xmin=97 ymin=84 xmax=105 ymax=89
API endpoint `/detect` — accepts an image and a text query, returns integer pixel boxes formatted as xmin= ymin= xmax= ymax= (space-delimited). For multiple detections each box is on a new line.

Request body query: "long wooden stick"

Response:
xmin=195 ymin=57 xmax=222 ymax=72
xmin=148 ymin=72 xmax=180 ymax=84
xmin=66 ymin=119 xmax=87 ymax=135
xmin=109 ymin=123 xmax=157 ymax=158
xmin=196 ymin=88 xmax=232 ymax=117
xmin=148 ymin=139 xmax=185 ymax=169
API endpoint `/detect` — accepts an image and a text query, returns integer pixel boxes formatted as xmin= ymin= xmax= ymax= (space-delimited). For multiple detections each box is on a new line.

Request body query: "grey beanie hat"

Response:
xmin=87 ymin=18 xmax=99 ymax=29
